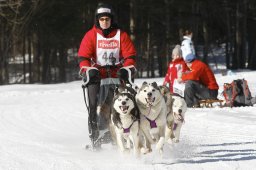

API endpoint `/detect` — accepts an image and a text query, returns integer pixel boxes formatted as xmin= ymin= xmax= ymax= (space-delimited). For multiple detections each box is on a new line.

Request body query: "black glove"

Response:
xmin=117 ymin=65 xmax=136 ymax=84
xmin=81 ymin=67 xmax=100 ymax=85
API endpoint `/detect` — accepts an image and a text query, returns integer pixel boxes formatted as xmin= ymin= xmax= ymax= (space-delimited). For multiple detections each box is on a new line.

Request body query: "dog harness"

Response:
xmin=145 ymin=117 xmax=157 ymax=128
xmin=144 ymin=104 xmax=158 ymax=128
xmin=123 ymin=120 xmax=137 ymax=133
xmin=172 ymin=123 xmax=178 ymax=130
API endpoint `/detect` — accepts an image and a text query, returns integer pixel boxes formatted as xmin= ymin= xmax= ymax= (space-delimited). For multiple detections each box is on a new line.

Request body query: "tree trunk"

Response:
xmin=225 ymin=8 xmax=231 ymax=69
xmin=129 ymin=0 xmax=135 ymax=42
xmin=0 ymin=19 xmax=4 ymax=84
xmin=241 ymin=0 xmax=248 ymax=68
xmin=234 ymin=1 xmax=242 ymax=69
xmin=164 ymin=0 xmax=171 ymax=71
xmin=202 ymin=21 xmax=208 ymax=63
xmin=249 ymin=43 xmax=256 ymax=70
xmin=2 ymin=24 xmax=10 ymax=84
xmin=146 ymin=16 xmax=151 ymax=78
xmin=247 ymin=12 xmax=256 ymax=69
xmin=22 ymin=35 xmax=26 ymax=83
xmin=33 ymin=31 xmax=41 ymax=82
xmin=28 ymin=32 xmax=33 ymax=83
xmin=59 ymin=47 xmax=67 ymax=82
xmin=42 ymin=48 xmax=50 ymax=83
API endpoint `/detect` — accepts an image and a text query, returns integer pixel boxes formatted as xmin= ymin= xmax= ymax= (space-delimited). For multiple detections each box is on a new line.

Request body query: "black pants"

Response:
xmin=87 ymin=80 xmax=118 ymax=131
xmin=184 ymin=80 xmax=218 ymax=107
xmin=87 ymin=83 xmax=100 ymax=128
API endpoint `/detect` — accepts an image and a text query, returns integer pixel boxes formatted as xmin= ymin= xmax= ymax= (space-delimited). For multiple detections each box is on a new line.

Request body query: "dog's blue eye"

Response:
xmin=118 ymin=99 xmax=121 ymax=101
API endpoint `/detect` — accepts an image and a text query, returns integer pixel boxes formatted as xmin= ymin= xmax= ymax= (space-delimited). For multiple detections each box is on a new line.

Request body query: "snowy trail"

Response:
xmin=1 ymin=73 xmax=256 ymax=170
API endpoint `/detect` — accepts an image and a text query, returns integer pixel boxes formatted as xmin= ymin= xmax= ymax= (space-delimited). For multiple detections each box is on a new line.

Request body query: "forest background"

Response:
xmin=1 ymin=0 xmax=256 ymax=84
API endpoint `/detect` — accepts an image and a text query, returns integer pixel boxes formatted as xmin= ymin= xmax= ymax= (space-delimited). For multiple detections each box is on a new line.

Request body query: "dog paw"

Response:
xmin=156 ymin=137 xmax=165 ymax=154
xmin=124 ymin=148 xmax=131 ymax=153
xmin=173 ymin=138 xmax=179 ymax=143
xmin=134 ymin=150 xmax=141 ymax=158
xmin=152 ymin=138 xmax=157 ymax=143
xmin=141 ymin=147 xmax=152 ymax=154
xmin=158 ymin=147 xmax=163 ymax=156
xmin=120 ymin=148 xmax=130 ymax=154
xmin=167 ymin=138 xmax=173 ymax=145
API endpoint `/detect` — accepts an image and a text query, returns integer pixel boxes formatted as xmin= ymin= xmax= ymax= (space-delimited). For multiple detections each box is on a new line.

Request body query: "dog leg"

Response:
xmin=156 ymin=126 xmax=165 ymax=155
xmin=140 ymin=129 xmax=152 ymax=154
xmin=156 ymin=136 xmax=165 ymax=155
xmin=165 ymin=126 xmax=173 ymax=144
xmin=126 ymin=137 xmax=131 ymax=149
xmin=109 ymin=123 xmax=116 ymax=145
xmin=116 ymin=133 xmax=126 ymax=153
xmin=131 ymin=133 xmax=140 ymax=157
xmin=173 ymin=124 xmax=182 ymax=143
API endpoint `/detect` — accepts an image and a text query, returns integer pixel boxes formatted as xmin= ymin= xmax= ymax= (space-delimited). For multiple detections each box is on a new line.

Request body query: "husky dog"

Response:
xmin=165 ymin=94 xmax=187 ymax=144
xmin=136 ymin=82 xmax=167 ymax=154
xmin=111 ymin=87 xmax=140 ymax=156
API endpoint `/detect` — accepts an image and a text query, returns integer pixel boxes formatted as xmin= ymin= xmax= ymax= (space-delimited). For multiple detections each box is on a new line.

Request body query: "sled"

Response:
xmin=80 ymin=65 xmax=136 ymax=151
xmin=82 ymin=78 xmax=117 ymax=151
xmin=199 ymin=99 xmax=224 ymax=108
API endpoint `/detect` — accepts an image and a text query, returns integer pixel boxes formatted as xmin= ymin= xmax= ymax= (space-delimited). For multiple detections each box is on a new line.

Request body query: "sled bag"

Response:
xmin=223 ymin=79 xmax=253 ymax=107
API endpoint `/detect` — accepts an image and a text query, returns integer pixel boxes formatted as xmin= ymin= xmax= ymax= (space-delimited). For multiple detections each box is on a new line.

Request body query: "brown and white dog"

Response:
xmin=135 ymin=82 xmax=167 ymax=154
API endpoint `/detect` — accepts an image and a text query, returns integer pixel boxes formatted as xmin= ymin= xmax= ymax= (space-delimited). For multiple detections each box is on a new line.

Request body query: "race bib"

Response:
xmin=96 ymin=30 xmax=120 ymax=66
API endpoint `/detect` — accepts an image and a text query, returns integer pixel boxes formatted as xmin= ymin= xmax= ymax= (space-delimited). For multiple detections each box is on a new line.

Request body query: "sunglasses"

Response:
xmin=99 ymin=17 xmax=111 ymax=22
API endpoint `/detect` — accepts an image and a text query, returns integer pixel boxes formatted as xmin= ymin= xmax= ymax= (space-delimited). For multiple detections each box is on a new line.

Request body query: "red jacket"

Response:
xmin=163 ymin=58 xmax=189 ymax=92
xmin=78 ymin=25 xmax=136 ymax=78
xmin=181 ymin=59 xmax=219 ymax=90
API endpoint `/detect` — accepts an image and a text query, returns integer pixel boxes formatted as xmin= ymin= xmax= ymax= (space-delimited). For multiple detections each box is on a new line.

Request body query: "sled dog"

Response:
xmin=165 ymin=94 xmax=187 ymax=144
xmin=111 ymin=87 xmax=140 ymax=156
xmin=136 ymin=82 xmax=167 ymax=154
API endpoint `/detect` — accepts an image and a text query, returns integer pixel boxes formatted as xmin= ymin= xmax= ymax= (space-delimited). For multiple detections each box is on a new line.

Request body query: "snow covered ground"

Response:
xmin=0 ymin=70 xmax=256 ymax=170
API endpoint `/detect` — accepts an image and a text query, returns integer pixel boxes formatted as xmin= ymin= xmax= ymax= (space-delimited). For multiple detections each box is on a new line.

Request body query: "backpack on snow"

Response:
xmin=222 ymin=79 xmax=253 ymax=107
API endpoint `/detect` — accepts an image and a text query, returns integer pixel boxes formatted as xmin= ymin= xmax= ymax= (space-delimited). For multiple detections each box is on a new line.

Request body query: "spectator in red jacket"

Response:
xmin=77 ymin=3 xmax=137 ymax=149
xmin=163 ymin=45 xmax=189 ymax=93
xmin=180 ymin=54 xmax=219 ymax=107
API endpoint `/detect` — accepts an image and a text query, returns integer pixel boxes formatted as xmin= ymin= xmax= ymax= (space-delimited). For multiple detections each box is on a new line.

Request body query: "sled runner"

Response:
xmin=85 ymin=130 xmax=112 ymax=151
xmin=199 ymin=99 xmax=224 ymax=108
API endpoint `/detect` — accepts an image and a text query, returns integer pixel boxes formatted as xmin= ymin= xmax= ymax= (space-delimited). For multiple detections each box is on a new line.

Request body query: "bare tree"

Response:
xmin=0 ymin=0 xmax=40 ymax=84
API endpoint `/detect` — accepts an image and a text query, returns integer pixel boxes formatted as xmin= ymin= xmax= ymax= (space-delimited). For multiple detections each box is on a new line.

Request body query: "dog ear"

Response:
xmin=171 ymin=98 xmax=175 ymax=106
xmin=158 ymin=85 xmax=165 ymax=95
xmin=114 ymin=87 xmax=120 ymax=96
xmin=152 ymin=82 xmax=160 ymax=90
xmin=131 ymin=108 xmax=140 ymax=121
xmin=142 ymin=81 xmax=148 ymax=85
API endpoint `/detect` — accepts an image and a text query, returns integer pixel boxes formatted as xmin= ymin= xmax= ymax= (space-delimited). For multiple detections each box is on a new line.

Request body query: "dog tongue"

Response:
xmin=120 ymin=106 xmax=128 ymax=111
xmin=146 ymin=97 xmax=155 ymax=103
